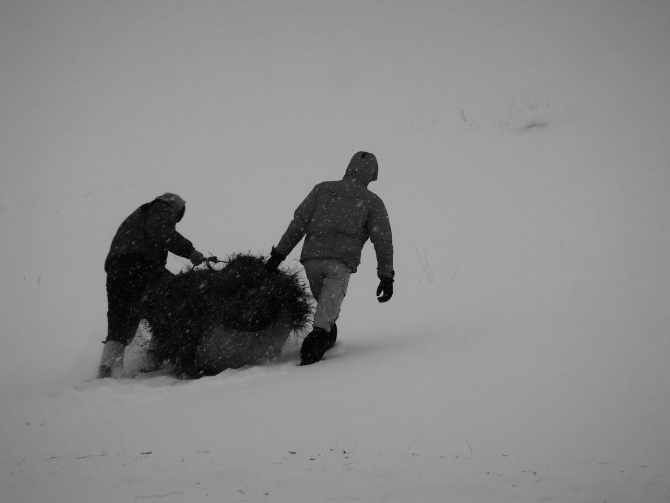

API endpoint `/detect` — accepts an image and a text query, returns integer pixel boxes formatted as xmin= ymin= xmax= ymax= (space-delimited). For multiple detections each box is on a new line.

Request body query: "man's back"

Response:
xmin=105 ymin=194 xmax=194 ymax=271
xmin=307 ymin=179 xmax=378 ymax=240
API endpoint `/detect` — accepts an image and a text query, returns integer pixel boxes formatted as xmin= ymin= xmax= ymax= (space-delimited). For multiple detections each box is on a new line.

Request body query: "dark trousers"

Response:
xmin=106 ymin=257 xmax=167 ymax=346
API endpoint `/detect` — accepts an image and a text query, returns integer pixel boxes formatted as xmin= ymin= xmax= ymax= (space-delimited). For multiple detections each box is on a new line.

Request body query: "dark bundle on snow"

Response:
xmin=140 ymin=253 xmax=312 ymax=378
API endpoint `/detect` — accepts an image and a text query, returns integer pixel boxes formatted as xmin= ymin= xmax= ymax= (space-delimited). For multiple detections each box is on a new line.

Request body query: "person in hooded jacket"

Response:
xmin=266 ymin=151 xmax=394 ymax=365
xmin=98 ymin=193 xmax=206 ymax=378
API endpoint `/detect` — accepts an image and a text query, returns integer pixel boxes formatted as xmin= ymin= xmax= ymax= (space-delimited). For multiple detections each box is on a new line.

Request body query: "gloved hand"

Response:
xmin=189 ymin=250 xmax=205 ymax=266
xmin=376 ymin=276 xmax=394 ymax=303
xmin=265 ymin=247 xmax=286 ymax=273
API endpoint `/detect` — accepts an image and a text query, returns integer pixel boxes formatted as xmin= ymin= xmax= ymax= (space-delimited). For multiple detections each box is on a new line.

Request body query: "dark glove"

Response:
xmin=265 ymin=247 xmax=286 ymax=273
xmin=189 ymin=250 xmax=205 ymax=266
xmin=376 ymin=276 xmax=394 ymax=303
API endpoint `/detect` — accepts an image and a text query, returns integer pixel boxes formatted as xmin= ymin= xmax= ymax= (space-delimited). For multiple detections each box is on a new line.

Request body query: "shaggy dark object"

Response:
xmin=140 ymin=253 xmax=312 ymax=377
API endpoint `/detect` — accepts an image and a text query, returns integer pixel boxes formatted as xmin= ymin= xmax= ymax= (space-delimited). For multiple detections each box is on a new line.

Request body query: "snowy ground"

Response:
xmin=2 ymin=1 xmax=670 ymax=502
xmin=2 ymin=325 xmax=669 ymax=502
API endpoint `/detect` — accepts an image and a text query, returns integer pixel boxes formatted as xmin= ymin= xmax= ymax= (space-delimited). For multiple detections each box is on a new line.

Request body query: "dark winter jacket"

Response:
xmin=104 ymin=193 xmax=195 ymax=272
xmin=275 ymin=152 xmax=394 ymax=279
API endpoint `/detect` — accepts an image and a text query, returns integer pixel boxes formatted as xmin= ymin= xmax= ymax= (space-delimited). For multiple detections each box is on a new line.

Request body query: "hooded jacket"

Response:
xmin=104 ymin=193 xmax=195 ymax=272
xmin=275 ymin=152 xmax=394 ymax=279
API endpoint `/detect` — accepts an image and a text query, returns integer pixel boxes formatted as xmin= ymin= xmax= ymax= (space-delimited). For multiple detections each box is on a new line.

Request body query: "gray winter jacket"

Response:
xmin=275 ymin=152 xmax=394 ymax=279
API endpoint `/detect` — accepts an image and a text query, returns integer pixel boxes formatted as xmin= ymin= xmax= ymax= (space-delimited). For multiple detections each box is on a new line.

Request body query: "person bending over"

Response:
xmin=98 ymin=193 xmax=205 ymax=378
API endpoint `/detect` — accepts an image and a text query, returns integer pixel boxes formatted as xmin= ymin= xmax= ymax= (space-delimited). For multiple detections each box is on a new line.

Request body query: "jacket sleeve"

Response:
xmin=368 ymin=196 xmax=394 ymax=279
xmin=146 ymin=203 xmax=195 ymax=259
xmin=275 ymin=186 xmax=318 ymax=257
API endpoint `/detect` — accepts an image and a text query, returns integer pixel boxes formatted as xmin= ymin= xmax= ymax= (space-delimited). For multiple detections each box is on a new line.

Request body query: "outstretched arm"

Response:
xmin=274 ymin=186 xmax=318 ymax=257
xmin=369 ymin=196 xmax=394 ymax=302
xmin=146 ymin=203 xmax=196 ymax=259
xmin=368 ymin=197 xmax=394 ymax=280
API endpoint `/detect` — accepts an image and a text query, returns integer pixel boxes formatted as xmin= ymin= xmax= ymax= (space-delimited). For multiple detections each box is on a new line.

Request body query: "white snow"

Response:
xmin=2 ymin=1 xmax=670 ymax=502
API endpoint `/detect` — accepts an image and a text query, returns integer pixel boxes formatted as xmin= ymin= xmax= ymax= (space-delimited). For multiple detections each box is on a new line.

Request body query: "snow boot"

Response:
xmin=97 ymin=341 xmax=125 ymax=378
xmin=299 ymin=326 xmax=336 ymax=366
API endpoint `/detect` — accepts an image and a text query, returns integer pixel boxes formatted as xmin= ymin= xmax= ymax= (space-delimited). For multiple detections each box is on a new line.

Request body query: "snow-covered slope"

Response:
xmin=3 ymin=328 xmax=668 ymax=502
xmin=1 ymin=1 xmax=670 ymax=501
